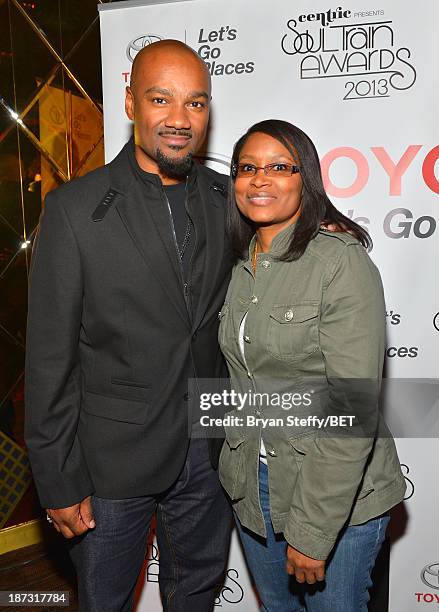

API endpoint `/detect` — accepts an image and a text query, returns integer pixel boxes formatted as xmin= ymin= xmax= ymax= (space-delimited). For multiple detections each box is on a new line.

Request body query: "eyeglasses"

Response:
xmin=232 ymin=162 xmax=300 ymax=179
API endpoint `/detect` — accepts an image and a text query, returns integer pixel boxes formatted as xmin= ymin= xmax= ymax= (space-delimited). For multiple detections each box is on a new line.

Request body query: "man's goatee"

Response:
xmin=157 ymin=149 xmax=193 ymax=179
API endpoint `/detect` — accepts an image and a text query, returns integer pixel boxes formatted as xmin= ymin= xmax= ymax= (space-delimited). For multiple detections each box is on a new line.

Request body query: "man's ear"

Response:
xmin=125 ymin=86 xmax=134 ymax=121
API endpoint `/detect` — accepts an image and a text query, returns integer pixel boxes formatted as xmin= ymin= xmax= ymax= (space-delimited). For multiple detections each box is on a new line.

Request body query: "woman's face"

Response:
xmin=234 ymin=132 xmax=303 ymax=232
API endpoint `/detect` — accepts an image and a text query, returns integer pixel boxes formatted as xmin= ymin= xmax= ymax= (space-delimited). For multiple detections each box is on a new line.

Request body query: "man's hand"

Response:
xmin=286 ymin=545 xmax=325 ymax=584
xmin=46 ymin=496 xmax=95 ymax=539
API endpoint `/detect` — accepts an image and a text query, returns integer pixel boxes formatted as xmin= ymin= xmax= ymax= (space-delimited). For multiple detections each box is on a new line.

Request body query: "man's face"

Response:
xmin=125 ymin=49 xmax=210 ymax=182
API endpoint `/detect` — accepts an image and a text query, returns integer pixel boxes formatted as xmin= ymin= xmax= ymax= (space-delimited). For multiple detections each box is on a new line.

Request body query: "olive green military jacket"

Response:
xmin=218 ymin=225 xmax=406 ymax=560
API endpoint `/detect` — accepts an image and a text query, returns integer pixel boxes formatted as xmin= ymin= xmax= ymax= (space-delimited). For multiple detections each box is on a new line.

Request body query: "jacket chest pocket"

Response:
xmin=267 ymin=302 xmax=320 ymax=361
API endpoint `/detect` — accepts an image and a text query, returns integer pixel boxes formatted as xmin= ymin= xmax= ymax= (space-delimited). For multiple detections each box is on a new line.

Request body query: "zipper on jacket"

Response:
xmin=163 ymin=179 xmax=201 ymax=410
xmin=161 ymin=180 xmax=191 ymax=312
xmin=185 ymin=184 xmax=197 ymax=313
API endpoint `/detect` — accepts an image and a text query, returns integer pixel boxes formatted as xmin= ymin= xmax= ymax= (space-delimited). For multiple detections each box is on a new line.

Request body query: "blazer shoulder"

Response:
xmin=46 ymin=165 xmax=110 ymax=213
xmin=196 ymin=163 xmax=229 ymax=188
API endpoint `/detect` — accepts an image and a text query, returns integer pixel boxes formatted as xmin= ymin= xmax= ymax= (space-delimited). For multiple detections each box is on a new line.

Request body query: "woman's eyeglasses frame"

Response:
xmin=232 ymin=162 xmax=301 ymax=179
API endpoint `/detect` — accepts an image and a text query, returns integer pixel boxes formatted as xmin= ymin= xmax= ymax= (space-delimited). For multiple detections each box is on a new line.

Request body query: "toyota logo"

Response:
xmin=126 ymin=35 xmax=163 ymax=63
xmin=421 ymin=563 xmax=439 ymax=589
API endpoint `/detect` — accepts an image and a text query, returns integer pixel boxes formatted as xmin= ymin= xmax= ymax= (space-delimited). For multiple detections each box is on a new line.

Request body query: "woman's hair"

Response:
xmin=227 ymin=119 xmax=372 ymax=261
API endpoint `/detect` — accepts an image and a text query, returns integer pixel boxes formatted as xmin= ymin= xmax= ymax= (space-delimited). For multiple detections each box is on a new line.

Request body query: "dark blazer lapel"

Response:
xmin=108 ymin=143 xmax=190 ymax=328
xmin=192 ymin=168 xmax=227 ymax=331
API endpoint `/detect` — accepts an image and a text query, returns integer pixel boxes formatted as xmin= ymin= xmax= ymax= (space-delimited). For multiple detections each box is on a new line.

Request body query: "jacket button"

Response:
xmin=251 ymin=296 xmax=258 ymax=304
xmin=261 ymin=260 xmax=271 ymax=269
xmin=284 ymin=309 xmax=294 ymax=322
xmin=268 ymin=448 xmax=277 ymax=457
xmin=183 ymin=392 xmax=189 ymax=401
xmin=244 ymin=335 xmax=251 ymax=343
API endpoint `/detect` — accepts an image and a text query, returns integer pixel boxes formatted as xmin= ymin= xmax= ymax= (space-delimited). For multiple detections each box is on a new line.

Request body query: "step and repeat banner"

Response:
xmin=99 ymin=1 xmax=439 ymax=609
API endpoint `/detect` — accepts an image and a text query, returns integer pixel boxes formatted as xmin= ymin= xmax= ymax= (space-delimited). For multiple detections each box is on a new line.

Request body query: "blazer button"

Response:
xmin=267 ymin=448 xmax=277 ymax=457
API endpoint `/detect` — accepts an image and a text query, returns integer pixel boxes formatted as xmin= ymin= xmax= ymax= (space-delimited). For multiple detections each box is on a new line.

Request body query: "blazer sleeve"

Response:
xmin=24 ymin=191 xmax=94 ymax=509
xmin=283 ymin=242 xmax=385 ymax=560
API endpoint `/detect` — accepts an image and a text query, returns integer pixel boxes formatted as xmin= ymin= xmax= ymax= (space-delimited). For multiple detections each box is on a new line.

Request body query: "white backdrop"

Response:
xmin=99 ymin=1 xmax=439 ymax=609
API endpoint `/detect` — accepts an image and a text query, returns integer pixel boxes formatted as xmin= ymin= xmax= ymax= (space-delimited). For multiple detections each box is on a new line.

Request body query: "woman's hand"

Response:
xmin=286 ymin=545 xmax=326 ymax=584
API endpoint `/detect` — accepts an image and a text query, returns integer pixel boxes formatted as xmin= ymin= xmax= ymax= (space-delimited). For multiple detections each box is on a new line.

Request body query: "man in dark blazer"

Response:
xmin=25 ymin=40 xmax=232 ymax=611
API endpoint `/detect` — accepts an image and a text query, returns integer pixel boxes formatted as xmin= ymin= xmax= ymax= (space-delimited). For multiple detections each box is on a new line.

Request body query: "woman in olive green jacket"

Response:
xmin=218 ymin=119 xmax=406 ymax=611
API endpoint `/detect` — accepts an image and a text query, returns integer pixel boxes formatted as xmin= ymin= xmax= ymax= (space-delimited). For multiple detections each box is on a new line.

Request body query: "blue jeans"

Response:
xmin=236 ymin=461 xmax=389 ymax=612
xmin=69 ymin=438 xmax=232 ymax=612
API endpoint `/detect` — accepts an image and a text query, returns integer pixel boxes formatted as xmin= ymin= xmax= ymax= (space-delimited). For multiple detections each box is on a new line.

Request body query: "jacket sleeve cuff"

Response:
xmin=283 ymin=517 xmax=337 ymax=561
xmin=30 ymin=463 xmax=94 ymax=509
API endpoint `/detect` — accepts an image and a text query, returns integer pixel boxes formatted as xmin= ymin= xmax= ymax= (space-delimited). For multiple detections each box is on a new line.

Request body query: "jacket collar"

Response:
xmin=241 ymin=221 xmax=297 ymax=269
xmin=109 ymin=136 xmax=198 ymax=192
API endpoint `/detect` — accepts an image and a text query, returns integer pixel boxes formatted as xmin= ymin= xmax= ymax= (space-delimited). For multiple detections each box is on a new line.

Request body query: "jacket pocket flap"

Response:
xmin=218 ymin=303 xmax=229 ymax=319
xmin=289 ymin=432 xmax=317 ymax=454
xmin=225 ymin=427 xmax=246 ymax=449
xmin=83 ymin=391 xmax=148 ymax=425
xmin=111 ymin=377 xmax=151 ymax=389
xmin=270 ymin=303 xmax=319 ymax=324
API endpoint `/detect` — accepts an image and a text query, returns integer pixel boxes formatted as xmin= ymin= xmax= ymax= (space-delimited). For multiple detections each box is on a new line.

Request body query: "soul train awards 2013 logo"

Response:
xmin=281 ymin=6 xmax=416 ymax=100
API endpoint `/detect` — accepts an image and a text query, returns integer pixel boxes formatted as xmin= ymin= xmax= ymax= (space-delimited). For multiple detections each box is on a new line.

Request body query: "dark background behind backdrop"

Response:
xmin=0 ymin=0 xmax=118 ymax=530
